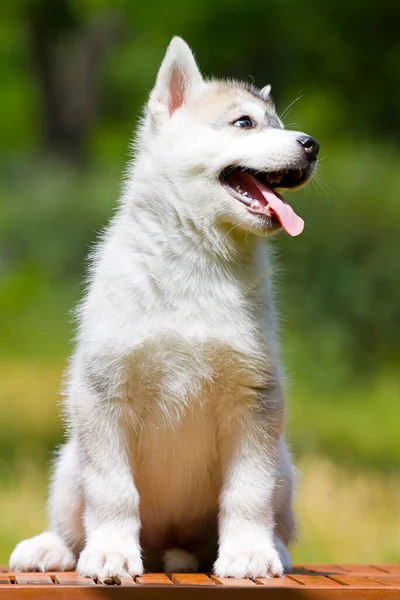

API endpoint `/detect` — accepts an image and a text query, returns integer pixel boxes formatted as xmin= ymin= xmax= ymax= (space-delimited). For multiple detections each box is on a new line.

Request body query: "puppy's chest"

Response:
xmin=124 ymin=326 xmax=276 ymax=423
xmin=120 ymin=260 xmax=278 ymax=420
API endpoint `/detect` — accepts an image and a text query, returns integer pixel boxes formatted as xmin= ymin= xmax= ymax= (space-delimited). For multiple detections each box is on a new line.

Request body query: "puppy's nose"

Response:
xmin=297 ymin=135 xmax=319 ymax=161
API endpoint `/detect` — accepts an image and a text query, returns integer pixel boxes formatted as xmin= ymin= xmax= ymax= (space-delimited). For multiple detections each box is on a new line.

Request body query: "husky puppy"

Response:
xmin=10 ymin=37 xmax=319 ymax=579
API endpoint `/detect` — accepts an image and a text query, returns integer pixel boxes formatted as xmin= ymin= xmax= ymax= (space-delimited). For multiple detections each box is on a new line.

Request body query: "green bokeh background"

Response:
xmin=1 ymin=0 xmax=399 ymax=565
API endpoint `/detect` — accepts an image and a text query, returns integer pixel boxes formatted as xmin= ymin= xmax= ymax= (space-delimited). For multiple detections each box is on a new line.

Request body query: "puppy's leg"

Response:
xmin=76 ymin=387 xmax=143 ymax=579
xmin=49 ymin=437 xmax=85 ymax=554
xmin=214 ymin=395 xmax=285 ymax=579
xmin=273 ymin=438 xmax=296 ymax=572
xmin=10 ymin=440 xmax=81 ymax=572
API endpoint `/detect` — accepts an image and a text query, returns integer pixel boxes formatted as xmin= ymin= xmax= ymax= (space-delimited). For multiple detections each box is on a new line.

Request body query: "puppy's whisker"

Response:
xmin=313 ymin=168 xmax=331 ymax=192
xmin=310 ymin=177 xmax=330 ymax=203
xmin=279 ymin=93 xmax=303 ymax=122
xmin=225 ymin=223 xmax=242 ymax=237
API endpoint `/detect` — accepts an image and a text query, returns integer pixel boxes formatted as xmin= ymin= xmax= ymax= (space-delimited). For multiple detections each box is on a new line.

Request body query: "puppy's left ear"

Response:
xmin=260 ymin=84 xmax=272 ymax=100
xmin=149 ymin=37 xmax=204 ymax=126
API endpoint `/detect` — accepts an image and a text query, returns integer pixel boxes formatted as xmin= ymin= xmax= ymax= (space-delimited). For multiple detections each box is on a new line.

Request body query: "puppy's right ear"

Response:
xmin=148 ymin=37 xmax=204 ymax=127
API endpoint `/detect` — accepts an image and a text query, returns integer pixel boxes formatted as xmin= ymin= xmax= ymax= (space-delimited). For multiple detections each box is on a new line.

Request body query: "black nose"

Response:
xmin=297 ymin=135 xmax=319 ymax=160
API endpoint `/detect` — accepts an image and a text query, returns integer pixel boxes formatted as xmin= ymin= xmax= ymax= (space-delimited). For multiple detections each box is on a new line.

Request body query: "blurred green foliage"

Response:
xmin=1 ymin=0 xmax=400 ymax=161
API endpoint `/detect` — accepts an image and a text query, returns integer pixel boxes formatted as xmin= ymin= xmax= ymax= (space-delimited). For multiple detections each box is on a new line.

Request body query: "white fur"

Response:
xmin=10 ymin=37 xmax=315 ymax=579
xmin=10 ymin=532 xmax=76 ymax=572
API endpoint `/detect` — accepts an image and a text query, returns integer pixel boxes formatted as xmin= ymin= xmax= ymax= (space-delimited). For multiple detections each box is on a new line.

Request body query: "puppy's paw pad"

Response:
xmin=77 ymin=546 xmax=143 ymax=579
xmin=214 ymin=548 xmax=283 ymax=579
xmin=10 ymin=532 xmax=76 ymax=572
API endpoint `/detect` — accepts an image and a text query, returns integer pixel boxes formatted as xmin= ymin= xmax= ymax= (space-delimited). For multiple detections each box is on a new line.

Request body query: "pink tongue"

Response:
xmin=259 ymin=185 xmax=304 ymax=236
xmin=238 ymin=171 xmax=304 ymax=236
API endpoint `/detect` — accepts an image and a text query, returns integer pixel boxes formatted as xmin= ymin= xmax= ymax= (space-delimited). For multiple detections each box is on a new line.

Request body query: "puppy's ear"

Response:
xmin=260 ymin=84 xmax=272 ymax=100
xmin=149 ymin=37 xmax=204 ymax=126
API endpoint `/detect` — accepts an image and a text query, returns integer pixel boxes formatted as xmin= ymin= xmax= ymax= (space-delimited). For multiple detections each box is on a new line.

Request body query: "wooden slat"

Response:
xmin=295 ymin=564 xmax=349 ymax=574
xmin=370 ymin=576 xmax=400 ymax=586
xmin=290 ymin=574 xmax=342 ymax=586
xmin=0 ymin=574 xmax=11 ymax=584
xmin=117 ymin=577 xmax=136 ymax=586
xmin=136 ymin=573 xmax=173 ymax=585
xmin=255 ymin=575 xmax=302 ymax=586
xmin=330 ymin=574 xmax=385 ymax=587
xmin=340 ymin=564 xmax=389 ymax=575
xmin=99 ymin=576 xmax=132 ymax=586
xmin=54 ymin=573 xmax=96 ymax=586
xmin=14 ymin=573 xmax=54 ymax=585
xmin=374 ymin=565 xmax=400 ymax=575
xmin=171 ymin=573 xmax=215 ymax=585
xmin=210 ymin=575 xmax=256 ymax=586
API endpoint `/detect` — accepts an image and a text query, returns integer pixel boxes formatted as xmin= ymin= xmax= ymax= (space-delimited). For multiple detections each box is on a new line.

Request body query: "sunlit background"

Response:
xmin=1 ymin=0 xmax=399 ymax=566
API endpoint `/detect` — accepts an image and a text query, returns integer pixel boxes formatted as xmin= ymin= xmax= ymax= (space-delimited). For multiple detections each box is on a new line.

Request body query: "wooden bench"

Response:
xmin=1 ymin=565 xmax=400 ymax=598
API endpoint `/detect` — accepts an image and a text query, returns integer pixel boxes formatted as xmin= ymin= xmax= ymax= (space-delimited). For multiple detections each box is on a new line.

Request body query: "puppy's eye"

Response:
xmin=232 ymin=116 xmax=255 ymax=129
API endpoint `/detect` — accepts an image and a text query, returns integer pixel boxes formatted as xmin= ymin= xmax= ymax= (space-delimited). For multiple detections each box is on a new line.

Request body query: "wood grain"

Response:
xmin=136 ymin=574 xmax=173 ymax=585
xmin=171 ymin=573 xmax=215 ymax=585
xmin=210 ymin=575 xmax=256 ymax=586
xmin=289 ymin=574 xmax=342 ymax=586
xmin=255 ymin=576 xmax=302 ymax=586
xmin=329 ymin=574 xmax=385 ymax=587
xmin=14 ymin=573 xmax=54 ymax=585
xmin=54 ymin=573 xmax=96 ymax=586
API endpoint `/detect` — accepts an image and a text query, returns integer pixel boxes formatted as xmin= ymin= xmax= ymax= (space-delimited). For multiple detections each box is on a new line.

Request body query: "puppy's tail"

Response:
xmin=163 ymin=548 xmax=199 ymax=572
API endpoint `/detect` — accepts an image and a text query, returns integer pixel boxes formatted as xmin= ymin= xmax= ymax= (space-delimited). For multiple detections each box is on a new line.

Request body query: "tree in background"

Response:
xmin=25 ymin=0 xmax=120 ymax=163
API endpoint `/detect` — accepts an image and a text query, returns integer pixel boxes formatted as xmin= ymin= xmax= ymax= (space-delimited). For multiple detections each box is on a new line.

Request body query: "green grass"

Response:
xmin=293 ymin=458 xmax=400 ymax=563
xmin=285 ymin=334 xmax=400 ymax=471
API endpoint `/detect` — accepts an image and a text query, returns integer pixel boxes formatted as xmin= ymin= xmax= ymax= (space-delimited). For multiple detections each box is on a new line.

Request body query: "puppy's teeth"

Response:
xmin=251 ymin=201 xmax=261 ymax=209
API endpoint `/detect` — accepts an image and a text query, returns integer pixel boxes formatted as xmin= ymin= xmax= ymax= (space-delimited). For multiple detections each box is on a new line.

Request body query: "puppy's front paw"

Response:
xmin=77 ymin=544 xmax=143 ymax=579
xmin=10 ymin=532 xmax=76 ymax=572
xmin=214 ymin=544 xmax=283 ymax=579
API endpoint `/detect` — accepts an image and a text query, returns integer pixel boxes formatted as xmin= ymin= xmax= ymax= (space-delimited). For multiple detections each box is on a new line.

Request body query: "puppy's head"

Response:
xmin=143 ymin=37 xmax=319 ymax=238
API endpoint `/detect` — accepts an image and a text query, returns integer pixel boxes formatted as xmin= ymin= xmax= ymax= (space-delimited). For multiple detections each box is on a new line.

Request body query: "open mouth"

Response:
xmin=220 ymin=166 xmax=310 ymax=236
